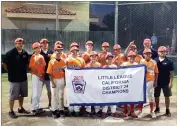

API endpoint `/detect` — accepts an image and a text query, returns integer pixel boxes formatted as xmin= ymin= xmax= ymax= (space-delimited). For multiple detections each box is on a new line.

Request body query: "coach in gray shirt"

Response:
xmin=2 ymin=38 xmax=30 ymax=118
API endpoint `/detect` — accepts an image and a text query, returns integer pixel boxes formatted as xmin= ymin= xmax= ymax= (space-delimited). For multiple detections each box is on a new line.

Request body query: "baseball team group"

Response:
xmin=2 ymin=37 xmax=174 ymax=120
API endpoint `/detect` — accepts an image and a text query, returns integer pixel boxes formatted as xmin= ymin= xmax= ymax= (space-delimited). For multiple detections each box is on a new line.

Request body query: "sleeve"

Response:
xmin=169 ymin=61 xmax=174 ymax=71
xmin=2 ymin=52 xmax=10 ymax=64
xmin=29 ymin=56 xmax=34 ymax=69
xmin=26 ymin=52 xmax=30 ymax=64
xmin=81 ymin=60 xmax=86 ymax=68
xmin=154 ymin=64 xmax=159 ymax=74
xmin=46 ymin=60 xmax=53 ymax=75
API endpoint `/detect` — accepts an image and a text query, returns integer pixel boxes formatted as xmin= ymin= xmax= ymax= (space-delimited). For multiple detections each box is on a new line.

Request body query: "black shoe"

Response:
xmin=83 ymin=112 xmax=90 ymax=117
xmin=52 ymin=111 xmax=59 ymax=119
xmin=18 ymin=108 xmax=30 ymax=114
xmin=165 ymin=109 xmax=171 ymax=117
xmin=8 ymin=111 xmax=17 ymax=119
xmin=59 ymin=110 xmax=65 ymax=117
xmin=31 ymin=109 xmax=45 ymax=115
xmin=75 ymin=112 xmax=80 ymax=117
xmin=154 ymin=108 xmax=160 ymax=113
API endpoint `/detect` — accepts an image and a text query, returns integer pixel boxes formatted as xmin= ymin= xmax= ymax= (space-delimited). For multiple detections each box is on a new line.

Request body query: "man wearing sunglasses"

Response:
xmin=40 ymin=38 xmax=53 ymax=108
xmin=2 ymin=38 xmax=30 ymax=118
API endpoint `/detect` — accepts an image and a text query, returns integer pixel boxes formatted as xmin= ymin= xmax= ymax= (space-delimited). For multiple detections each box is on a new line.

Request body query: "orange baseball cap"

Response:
xmin=14 ymin=38 xmax=24 ymax=44
xmin=143 ymin=48 xmax=152 ymax=54
xmin=40 ymin=38 xmax=49 ymax=44
xmin=70 ymin=46 xmax=79 ymax=52
xmin=102 ymin=42 xmax=110 ymax=47
xmin=70 ymin=42 xmax=79 ymax=48
xmin=106 ymin=53 xmax=113 ymax=59
xmin=32 ymin=42 xmax=40 ymax=49
xmin=55 ymin=41 xmax=63 ymax=46
xmin=113 ymin=44 xmax=121 ymax=50
xmin=86 ymin=40 xmax=94 ymax=45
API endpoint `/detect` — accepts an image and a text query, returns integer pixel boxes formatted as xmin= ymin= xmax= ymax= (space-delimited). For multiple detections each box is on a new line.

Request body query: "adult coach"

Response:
xmin=2 ymin=38 xmax=30 ymax=118
xmin=154 ymin=46 xmax=174 ymax=116
xmin=139 ymin=38 xmax=158 ymax=59
xmin=40 ymin=38 xmax=53 ymax=108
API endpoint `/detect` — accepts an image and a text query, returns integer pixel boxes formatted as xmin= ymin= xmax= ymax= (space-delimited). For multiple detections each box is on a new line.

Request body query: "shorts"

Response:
xmin=9 ymin=81 xmax=28 ymax=100
xmin=43 ymin=80 xmax=51 ymax=92
xmin=154 ymin=85 xmax=172 ymax=97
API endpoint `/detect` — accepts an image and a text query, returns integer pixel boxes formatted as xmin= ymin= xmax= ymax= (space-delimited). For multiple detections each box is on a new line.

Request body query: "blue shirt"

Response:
xmin=155 ymin=57 xmax=174 ymax=86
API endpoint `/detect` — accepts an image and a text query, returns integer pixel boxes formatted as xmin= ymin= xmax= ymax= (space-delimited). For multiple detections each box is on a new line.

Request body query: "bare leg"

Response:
xmin=18 ymin=97 xmax=24 ymax=109
xmin=9 ymin=100 xmax=15 ymax=112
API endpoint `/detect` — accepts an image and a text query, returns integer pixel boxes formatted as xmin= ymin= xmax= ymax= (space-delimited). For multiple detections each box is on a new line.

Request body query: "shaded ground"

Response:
xmin=2 ymin=74 xmax=177 ymax=126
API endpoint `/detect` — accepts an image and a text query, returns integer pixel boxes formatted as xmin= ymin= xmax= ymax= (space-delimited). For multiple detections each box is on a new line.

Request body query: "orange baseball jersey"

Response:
xmin=103 ymin=64 xmax=117 ymax=68
xmin=98 ymin=52 xmax=110 ymax=67
xmin=112 ymin=53 xmax=127 ymax=67
xmin=82 ymin=52 xmax=91 ymax=64
xmin=86 ymin=62 xmax=101 ymax=68
xmin=121 ymin=62 xmax=138 ymax=66
xmin=66 ymin=57 xmax=85 ymax=69
xmin=47 ymin=58 xmax=66 ymax=79
xmin=140 ymin=59 xmax=158 ymax=82
xmin=134 ymin=55 xmax=143 ymax=64
xmin=29 ymin=54 xmax=46 ymax=76
xmin=50 ymin=52 xmax=67 ymax=59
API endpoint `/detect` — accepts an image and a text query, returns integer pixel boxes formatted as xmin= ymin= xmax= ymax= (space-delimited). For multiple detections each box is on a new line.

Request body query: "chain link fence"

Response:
xmin=1 ymin=1 xmax=177 ymax=75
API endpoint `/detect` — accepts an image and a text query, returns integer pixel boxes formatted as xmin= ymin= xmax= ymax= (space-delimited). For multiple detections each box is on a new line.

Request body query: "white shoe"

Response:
xmin=150 ymin=112 xmax=157 ymax=118
xmin=137 ymin=111 xmax=143 ymax=118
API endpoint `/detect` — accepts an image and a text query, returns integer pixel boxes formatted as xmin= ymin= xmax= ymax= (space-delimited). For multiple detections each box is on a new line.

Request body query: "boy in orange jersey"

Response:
xmin=47 ymin=45 xmax=66 ymax=119
xmin=137 ymin=49 xmax=158 ymax=118
xmin=125 ymin=42 xmax=143 ymax=64
xmin=50 ymin=41 xmax=67 ymax=59
xmin=84 ymin=51 xmax=101 ymax=117
xmin=101 ymin=53 xmax=118 ymax=119
xmin=112 ymin=44 xmax=126 ymax=67
xmin=67 ymin=42 xmax=82 ymax=58
xmin=98 ymin=42 xmax=111 ymax=67
xmin=29 ymin=42 xmax=46 ymax=115
xmin=121 ymin=51 xmax=138 ymax=118
xmin=65 ymin=46 xmax=86 ymax=117
xmin=82 ymin=41 xmax=94 ymax=65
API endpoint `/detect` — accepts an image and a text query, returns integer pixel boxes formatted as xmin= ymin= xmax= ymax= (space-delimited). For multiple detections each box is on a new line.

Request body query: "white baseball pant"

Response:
xmin=86 ymin=106 xmax=100 ymax=113
xmin=146 ymin=81 xmax=154 ymax=102
xmin=102 ymin=105 xmax=117 ymax=113
xmin=31 ymin=74 xmax=43 ymax=110
xmin=51 ymin=78 xmax=65 ymax=111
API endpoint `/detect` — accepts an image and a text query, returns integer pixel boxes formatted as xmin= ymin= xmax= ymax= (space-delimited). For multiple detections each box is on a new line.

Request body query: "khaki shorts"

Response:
xmin=9 ymin=81 xmax=28 ymax=100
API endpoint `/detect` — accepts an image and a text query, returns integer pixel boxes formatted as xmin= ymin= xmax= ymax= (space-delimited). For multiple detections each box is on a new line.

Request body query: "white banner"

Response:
xmin=65 ymin=65 xmax=146 ymax=106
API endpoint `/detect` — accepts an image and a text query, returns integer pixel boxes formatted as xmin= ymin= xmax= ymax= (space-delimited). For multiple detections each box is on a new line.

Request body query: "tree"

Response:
xmin=102 ymin=12 xmax=115 ymax=31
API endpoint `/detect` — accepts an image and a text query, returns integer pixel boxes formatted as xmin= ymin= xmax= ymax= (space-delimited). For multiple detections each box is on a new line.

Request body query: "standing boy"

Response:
xmin=47 ymin=45 xmax=66 ymax=119
xmin=29 ymin=42 xmax=46 ymax=115
xmin=137 ymin=49 xmax=158 ymax=118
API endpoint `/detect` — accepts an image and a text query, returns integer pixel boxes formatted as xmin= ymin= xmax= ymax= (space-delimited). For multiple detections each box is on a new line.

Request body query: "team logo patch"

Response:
xmin=72 ymin=76 xmax=86 ymax=94
xmin=23 ymin=55 xmax=26 ymax=58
